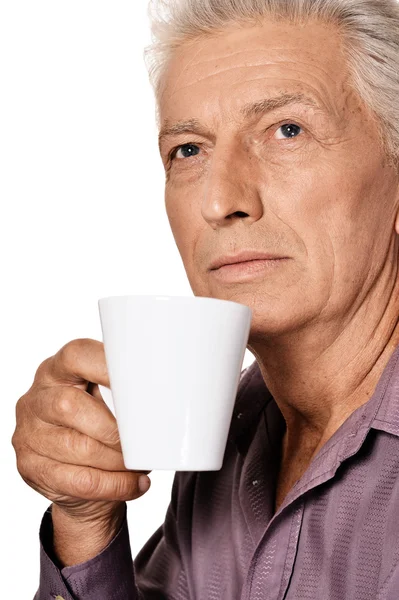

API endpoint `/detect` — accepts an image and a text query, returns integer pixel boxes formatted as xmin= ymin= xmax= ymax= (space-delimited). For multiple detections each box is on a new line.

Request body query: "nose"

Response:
xmin=201 ymin=143 xmax=264 ymax=229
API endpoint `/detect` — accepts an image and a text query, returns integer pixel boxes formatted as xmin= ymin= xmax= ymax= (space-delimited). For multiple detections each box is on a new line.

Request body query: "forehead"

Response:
xmin=158 ymin=19 xmax=351 ymax=124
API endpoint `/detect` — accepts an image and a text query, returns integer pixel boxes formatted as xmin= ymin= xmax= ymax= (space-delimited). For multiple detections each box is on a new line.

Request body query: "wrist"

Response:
xmin=51 ymin=502 xmax=126 ymax=567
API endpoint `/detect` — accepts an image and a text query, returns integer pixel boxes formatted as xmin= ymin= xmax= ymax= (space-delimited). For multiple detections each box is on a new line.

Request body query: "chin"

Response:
xmin=246 ymin=299 xmax=315 ymax=342
xmin=247 ymin=319 xmax=293 ymax=343
xmin=193 ymin=282 xmax=314 ymax=333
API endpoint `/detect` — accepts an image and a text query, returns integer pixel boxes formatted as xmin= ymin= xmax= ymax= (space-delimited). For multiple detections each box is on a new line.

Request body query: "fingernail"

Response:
xmin=139 ymin=475 xmax=151 ymax=494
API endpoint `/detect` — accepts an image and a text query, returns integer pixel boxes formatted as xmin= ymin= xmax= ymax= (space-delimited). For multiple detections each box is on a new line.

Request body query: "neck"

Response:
xmin=248 ymin=265 xmax=399 ymax=461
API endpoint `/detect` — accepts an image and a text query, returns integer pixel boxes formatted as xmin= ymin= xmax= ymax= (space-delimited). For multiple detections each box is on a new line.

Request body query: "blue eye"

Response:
xmin=171 ymin=143 xmax=200 ymax=160
xmin=275 ymin=123 xmax=303 ymax=140
xmin=169 ymin=124 xmax=302 ymax=163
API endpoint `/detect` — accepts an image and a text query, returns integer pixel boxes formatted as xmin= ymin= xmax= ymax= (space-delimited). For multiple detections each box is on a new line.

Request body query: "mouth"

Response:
xmin=209 ymin=251 xmax=289 ymax=271
xmin=210 ymin=257 xmax=290 ymax=283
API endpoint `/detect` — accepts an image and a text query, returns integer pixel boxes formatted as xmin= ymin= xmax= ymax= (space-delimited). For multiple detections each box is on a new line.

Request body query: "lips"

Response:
xmin=210 ymin=250 xmax=288 ymax=270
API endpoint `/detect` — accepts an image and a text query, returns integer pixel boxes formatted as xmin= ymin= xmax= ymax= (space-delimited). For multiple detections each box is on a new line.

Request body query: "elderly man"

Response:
xmin=12 ymin=0 xmax=399 ymax=598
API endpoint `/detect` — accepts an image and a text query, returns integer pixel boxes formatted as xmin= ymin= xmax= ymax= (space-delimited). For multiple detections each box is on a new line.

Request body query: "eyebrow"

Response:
xmin=158 ymin=92 xmax=325 ymax=147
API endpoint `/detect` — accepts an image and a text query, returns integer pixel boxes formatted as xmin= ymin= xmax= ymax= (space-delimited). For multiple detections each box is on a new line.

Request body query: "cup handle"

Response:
xmin=98 ymin=384 xmax=116 ymax=417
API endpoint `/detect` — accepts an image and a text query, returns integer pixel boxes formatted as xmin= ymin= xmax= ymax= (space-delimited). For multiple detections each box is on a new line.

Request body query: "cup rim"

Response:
xmin=98 ymin=294 xmax=251 ymax=311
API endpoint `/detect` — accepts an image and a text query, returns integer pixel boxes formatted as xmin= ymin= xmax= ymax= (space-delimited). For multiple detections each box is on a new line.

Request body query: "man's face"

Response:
xmin=158 ymin=19 xmax=399 ymax=340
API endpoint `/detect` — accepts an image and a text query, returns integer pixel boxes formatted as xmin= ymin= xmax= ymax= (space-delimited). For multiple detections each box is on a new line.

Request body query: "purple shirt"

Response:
xmin=34 ymin=345 xmax=399 ymax=599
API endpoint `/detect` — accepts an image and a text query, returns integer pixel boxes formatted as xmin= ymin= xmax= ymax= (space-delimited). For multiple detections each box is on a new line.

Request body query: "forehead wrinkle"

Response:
xmin=165 ymin=20 xmax=346 ymax=103
xmin=174 ymin=39 xmax=346 ymax=88
xmin=159 ymin=64 xmax=346 ymax=146
xmin=241 ymin=92 xmax=322 ymax=119
xmin=164 ymin=62 xmax=339 ymax=119
xmin=232 ymin=73 xmax=340 ymax=121
xmin=188 ymin=49 xmax=341 ymax=75
xmin=162 ymin=38 xmax=210 ymax=107
xmin=159 ymin=89 xmax=335 ymax=147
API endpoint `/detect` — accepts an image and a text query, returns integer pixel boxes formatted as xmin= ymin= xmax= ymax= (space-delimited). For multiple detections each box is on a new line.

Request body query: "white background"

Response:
xmin=0 ymin=2 xmax=255 ymax=597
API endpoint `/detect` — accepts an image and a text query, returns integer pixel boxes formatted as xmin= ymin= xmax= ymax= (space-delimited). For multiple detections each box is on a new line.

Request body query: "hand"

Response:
xmin=11 ymin=338 xmax=152 ymax=526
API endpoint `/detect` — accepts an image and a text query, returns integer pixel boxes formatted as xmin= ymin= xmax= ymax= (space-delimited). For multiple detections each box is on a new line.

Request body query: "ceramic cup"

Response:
xmin=98 ymin=295 xmax=252 ymax=471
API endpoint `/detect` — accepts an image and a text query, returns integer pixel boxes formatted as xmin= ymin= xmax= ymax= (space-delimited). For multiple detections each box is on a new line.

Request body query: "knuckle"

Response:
xmin=113 ymin=473 xmax=135 ymax=500
xmin=12 ymin=397 xmax=35 ymax=450
xmin=16 ymin=451 xmax=60 ymax=498
xmin=114 ymin=475 xmax=129 ymax=499
xmin=58 ymin=339 xmax=83 ymax=371
xmin=14 ymin=392 xmax=32 ymax=424
xmin=53 ymin=389 xmax=78 ymax=419
xmin=71 ymin=467 xmax=99 ymax=497
xmin=15 ymin=453 xmax=25 ymax=476
xmin=16 ymin=450 xmax=33 ymax=479
xmin=11 ymin=429 xmax=19 ymax=450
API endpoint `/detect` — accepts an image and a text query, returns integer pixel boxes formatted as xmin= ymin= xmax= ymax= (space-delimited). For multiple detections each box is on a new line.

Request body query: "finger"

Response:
xmin=18 ymin=451 xmax=147 ymax=502
xmin=35 ymin=385 xmax=122 ymax=452
xmin=37 ymin=339 xmax=109 ymax=389
xmin=25 ymin=422 xmax=128 ymax=471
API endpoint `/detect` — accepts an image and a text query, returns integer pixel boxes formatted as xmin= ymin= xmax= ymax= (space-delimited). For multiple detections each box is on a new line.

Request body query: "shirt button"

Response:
xmin=236 ymin=412 xmax=243 ymax=419
xmin=252 ymin=479 xmax=259 ymax=486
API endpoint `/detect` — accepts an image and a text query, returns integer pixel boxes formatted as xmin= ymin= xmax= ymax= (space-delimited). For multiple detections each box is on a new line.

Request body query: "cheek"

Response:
xmin=267 ymin=156 xmax=363 ymax=249
xmin=165 ymin=195 xmax=187 ymax=247
xmin=264 ymin=172 xmax=344 ymax=292
xmin=165 ymin=194 xmax=198 ymax=262
xmin=165 ymin=193 xmax=213 ymax=296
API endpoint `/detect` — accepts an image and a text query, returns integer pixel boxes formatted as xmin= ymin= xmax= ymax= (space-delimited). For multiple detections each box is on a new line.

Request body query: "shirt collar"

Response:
xmin=230 ymin=361 xmax=275 ymax=455
xmin=231 ymin=342 xmax=399 ymax=457
xmin=370 ymin=342 xmax=399 ymax=437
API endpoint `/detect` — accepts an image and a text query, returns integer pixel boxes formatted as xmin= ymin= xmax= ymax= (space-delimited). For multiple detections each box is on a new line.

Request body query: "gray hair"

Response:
xmin=144 ymin=0 xmax=399 ymax=171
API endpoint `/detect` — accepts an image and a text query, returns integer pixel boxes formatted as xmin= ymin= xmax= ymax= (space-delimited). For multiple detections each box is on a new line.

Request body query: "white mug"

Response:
xmin=98 ymin=295 xmax=252 ymax=471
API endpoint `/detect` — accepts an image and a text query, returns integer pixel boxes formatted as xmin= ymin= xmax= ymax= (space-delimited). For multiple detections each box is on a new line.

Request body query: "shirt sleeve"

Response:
xmin=33 ymin=473 xmax=191 ymax=600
